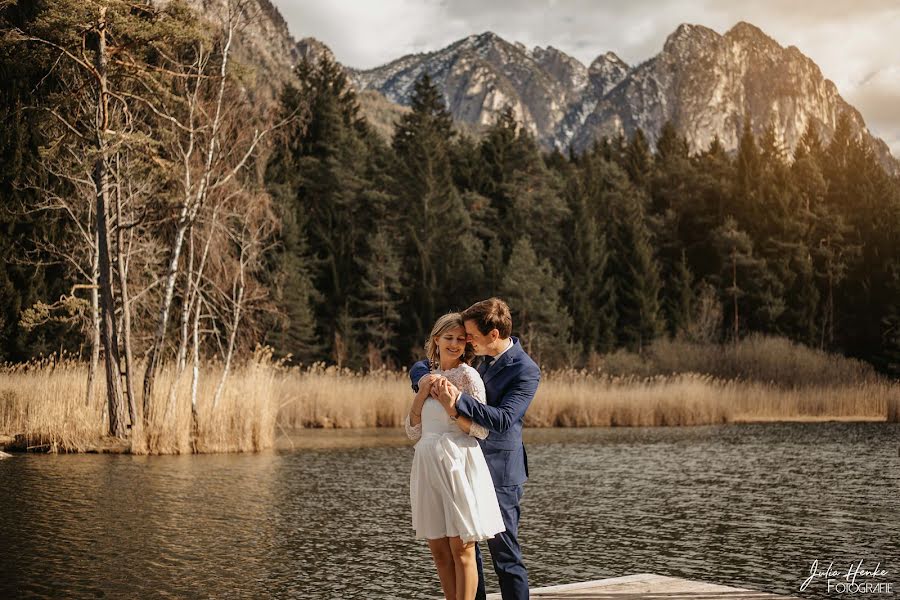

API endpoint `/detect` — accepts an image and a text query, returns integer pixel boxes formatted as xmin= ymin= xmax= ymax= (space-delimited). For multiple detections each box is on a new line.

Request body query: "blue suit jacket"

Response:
xmin=409 ymin=337 xmax=540 ymax=487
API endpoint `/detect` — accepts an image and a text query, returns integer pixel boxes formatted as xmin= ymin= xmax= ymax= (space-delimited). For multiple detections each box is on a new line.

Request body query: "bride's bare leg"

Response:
xmin=448 ymin=536 xmax=477 ymax=600
xmin=428 ymin=537 xmax=457 ymax=600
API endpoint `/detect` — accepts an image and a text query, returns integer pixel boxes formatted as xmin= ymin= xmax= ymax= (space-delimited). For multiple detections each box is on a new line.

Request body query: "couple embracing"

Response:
xmin=405 ymin=297 xmax=540 ymax=600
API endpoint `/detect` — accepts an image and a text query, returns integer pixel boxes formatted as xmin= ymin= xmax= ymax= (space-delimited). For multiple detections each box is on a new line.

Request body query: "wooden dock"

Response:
xmin=486 ymin=573 xmax=802 ymax=599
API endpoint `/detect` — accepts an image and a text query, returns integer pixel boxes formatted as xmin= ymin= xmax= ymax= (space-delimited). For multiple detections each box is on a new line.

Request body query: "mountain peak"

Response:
xmin=346 ymin=25 xmax=897 ymax=173
xmin=295 ymin=37 xmax=336 ymax=65
xmin=591 ymin=51 xmax=628 ymax=70
xmin=533 ymin=45 xmax=586 ymax=67
xmin=663 ymin=23 xmax=720 ymax=54
xmin=467 ymin=30 xmax=504 ymax=46
xmin=725 ymin=21 xmax=779 ymax=47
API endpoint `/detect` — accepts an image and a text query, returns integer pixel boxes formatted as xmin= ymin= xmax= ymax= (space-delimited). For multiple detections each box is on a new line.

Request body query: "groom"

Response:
xmin=410 ymin=297 xmax=541 ymax=600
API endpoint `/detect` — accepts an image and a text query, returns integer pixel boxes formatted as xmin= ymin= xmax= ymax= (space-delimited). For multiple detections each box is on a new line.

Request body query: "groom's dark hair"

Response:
xmin=462 ymin=298 xmax=512 ymax=339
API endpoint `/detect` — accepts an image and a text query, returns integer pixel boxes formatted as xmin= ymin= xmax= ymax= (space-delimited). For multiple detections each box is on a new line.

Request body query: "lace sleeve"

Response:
xmin=462 ymin=366 xmax=489 ymax=440
xmin=404 ymin=413 xmax=422 ymax=441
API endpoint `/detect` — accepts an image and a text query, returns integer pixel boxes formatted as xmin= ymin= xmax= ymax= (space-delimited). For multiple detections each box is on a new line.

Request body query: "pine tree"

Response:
xmin=355 ymin=230 xmax=403 ymax=369
xmin=656 ymin=121 xmax=690 ymax=163
xmin=500 ymin=237 xmax=572 ymax=366
xmin=264 ymin=85 xmax=321 ymax=363
xmin=666 ymin=247 xmax=695 ymax=338
xmin=392 ymin=73 xmax=482 ymax=356
xmin=475 ymin=105 xmax=569 ymax=268
xmin=0 ymin=3 xmax=95 ymax=361
xmin=622 ymin=127 xmax=653 ymax=191
xmin=606 ymin=176 xmax=664 ymax=353
xmin=264 ymin=202 xmax=321 ymax=364
xmin=711 ymin=216 xmax=783 ymax=341
xmin=647 ymin=122 xmax=696 ymax=336
xmin=266 ymin=56 xmax=385 ymax=365
xmin=562 ymin=157 xmax=616 ymax=355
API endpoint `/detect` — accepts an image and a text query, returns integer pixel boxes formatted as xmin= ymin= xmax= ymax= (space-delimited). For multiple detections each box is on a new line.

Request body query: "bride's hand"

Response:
xmin=418 ymin=374 xmax=439 ymax=394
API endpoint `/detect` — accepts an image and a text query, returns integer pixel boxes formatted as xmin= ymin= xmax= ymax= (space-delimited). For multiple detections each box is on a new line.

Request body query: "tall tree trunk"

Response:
xmin=86 ymin=229 xmax=101 ymax=407
xmin=190 ymin=294 xmax=202 ymax=450
xmin=143 ymin=217 xmax=190 ymax=424
xmin=93 ymin=8 xmax=128 ymax=437
xmin=143 ymin=11 xmax=236 ymax=423
xmin=165 ymin=224 xmax=194 ymax=422
xmin=176 ymin=225 xmax=194 ymax=374
xmin=732 ymin=252 xmax=739 ymax=342
xmin=211 ymin=279 xmax=243 ymax=411
xmin=166 ymin=200 xmax=220 ymax=421
xmin=114 ymin=156 xmax=139 ymax=430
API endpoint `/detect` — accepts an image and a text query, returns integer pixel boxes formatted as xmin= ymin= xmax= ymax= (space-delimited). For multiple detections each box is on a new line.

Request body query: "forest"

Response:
xmin=1 ymin=1 xmax=898 ymax=450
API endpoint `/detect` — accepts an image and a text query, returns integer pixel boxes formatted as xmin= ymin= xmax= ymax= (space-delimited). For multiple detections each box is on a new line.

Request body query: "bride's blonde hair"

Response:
xmin=425 ymin=313 xmax=475 ymax=370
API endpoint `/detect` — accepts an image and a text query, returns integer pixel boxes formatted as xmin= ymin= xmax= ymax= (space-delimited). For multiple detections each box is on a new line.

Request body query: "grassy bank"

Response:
xmin=279 ymin=368 xmax=897 ymax=429
xmin=0 ymin=351 xmax=282 ymax=454
xmin=279 ymin=335 xmax=898 ymax=428
xmin=1 ymin=336 xmax=898 ymax=453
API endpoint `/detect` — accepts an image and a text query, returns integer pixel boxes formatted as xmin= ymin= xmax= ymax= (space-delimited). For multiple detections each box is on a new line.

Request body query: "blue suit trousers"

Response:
xmin=475 ymin=484 xmax=528 ymax=600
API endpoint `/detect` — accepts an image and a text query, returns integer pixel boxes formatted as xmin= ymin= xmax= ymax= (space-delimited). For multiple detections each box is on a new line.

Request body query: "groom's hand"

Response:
xmin=428 ymin=375 xmax=446 ymax=399
xmin=434 ymin=379 xmax=460 ymax=416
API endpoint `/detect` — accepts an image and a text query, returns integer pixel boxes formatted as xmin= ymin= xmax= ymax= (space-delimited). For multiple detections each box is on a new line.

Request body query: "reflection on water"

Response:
xmin=1 ymin=423 xmax=898 ymax=599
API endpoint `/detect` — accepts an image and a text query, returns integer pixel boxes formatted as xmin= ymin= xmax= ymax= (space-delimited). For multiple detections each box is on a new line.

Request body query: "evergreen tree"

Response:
xmin=606 ymin=173 xmax=664 ymax=353
xmin=683 ymin=135 xmax=734 ymax=283
xmin=500 ymin=237 xmax=572 ymax=366
xmin=264 ymin=200 xmax=321 ymax=364
xmin=263 ymin=84 xmax=323 ymax=363
xmin=265 ymin=57 xmax=388 ymax=366
xmin=392 ymin=73 xmax=482 ymax=356
xmin=475 ymin=106 xmax=569 ymax=268
xmin=355 ymin=230 xmax=403 ymax=369
xmin=562 ymin=155 xmax=616 ymax=354
xmin=648 ymin=122 xmax=696 ymax=336
xmin=665 ymin=247 xmax=695 ymax=338
xmin=0 ymin=2 xmax=91 ymax=361
xmin=656 ymin=121 xmax=690 ymax=163
xmin=622 ymin=127 xmax=653 ymax=191
xmin=711 ymin=217 xmax=781 ymax=341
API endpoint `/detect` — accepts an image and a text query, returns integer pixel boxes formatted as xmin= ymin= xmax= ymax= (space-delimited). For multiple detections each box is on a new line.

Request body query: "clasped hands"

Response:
xmin=419 ymin=374 xmax=460 ymax=417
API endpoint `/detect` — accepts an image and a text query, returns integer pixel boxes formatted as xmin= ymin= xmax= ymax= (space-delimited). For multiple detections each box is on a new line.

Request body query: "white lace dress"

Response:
xmin=405 ymin=363 xmax=505 ymax=543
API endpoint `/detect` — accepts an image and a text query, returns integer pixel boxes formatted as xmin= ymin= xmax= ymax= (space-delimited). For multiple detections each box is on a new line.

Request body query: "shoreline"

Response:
xmin=2 ymin=346 xmax=897 ymax=454
xmin=2 ymin=415 xmax=894 ymax=455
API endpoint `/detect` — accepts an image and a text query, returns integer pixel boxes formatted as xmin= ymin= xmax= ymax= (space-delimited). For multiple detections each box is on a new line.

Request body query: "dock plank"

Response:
xmin=485 ymin=573 xmax=801 ymax=599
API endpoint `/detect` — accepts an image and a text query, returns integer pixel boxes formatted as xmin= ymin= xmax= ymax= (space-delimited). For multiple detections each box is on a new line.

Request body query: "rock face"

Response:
xmin=175 ymin=2 xmax=897 ymax=172
xmin=349 ymin=32 xmax=587 ymax=140
xmin=349 ymin=22 xmax=897 ymax=172
xmin=570 ymin=22 xmax=896 ymax=171
xmin=294 ymin=37 xmax=337 ymax=66
xmin=176 ymin=0 xmax=297 ymax=104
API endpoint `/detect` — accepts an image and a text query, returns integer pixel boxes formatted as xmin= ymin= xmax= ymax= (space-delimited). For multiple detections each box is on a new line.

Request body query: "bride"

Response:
xmin=405 ymin=312 xmax=505 ymax=600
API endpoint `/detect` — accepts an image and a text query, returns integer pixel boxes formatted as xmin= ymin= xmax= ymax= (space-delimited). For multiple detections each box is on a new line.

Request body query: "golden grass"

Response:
xmin=0 ymin=360 xmax=106 ymax=453
xmin=527 ymin=372 xmax=896 ymax=427
xmin=2 ymin=337 xmax=898 ymax=454
xmin=0 ymin=349 xmax=283 ymax=454
xmin=595 ymin=333 xmax=881 ymax=387
xmin=277 ymin=365 xmax=410 ymax=429
xmin=278 ymin=368 xmax=897 ymax=429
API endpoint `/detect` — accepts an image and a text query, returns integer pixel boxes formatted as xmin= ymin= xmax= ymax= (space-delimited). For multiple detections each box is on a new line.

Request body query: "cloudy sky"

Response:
xmin=270 ymin=0 xmax=899 ymax=155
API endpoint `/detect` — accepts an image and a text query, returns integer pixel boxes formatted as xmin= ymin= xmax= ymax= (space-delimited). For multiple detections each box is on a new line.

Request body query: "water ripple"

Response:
xmin=1 ymin=422 xmax=898 ymax=599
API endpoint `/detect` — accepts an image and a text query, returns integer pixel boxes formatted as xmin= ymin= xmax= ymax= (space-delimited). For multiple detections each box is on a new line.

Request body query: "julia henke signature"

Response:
xmin=801 ymin=559 xmax=893 ymax=594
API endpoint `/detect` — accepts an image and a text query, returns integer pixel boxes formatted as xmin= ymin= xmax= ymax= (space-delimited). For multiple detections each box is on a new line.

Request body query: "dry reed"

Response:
xmin=2 ymin=337 xmax=897 ymax=454
xmin=0 ymin=348 xmax=283 ymax=454
xmin=275 ymin=336 xmax=898 ymax=429
xmin=278 ymin=369 xmax=897 ymax=429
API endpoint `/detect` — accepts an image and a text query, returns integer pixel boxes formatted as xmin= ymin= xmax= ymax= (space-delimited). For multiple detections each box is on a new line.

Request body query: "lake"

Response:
xmin=1 ymin=422 xmax=898 ymax=598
